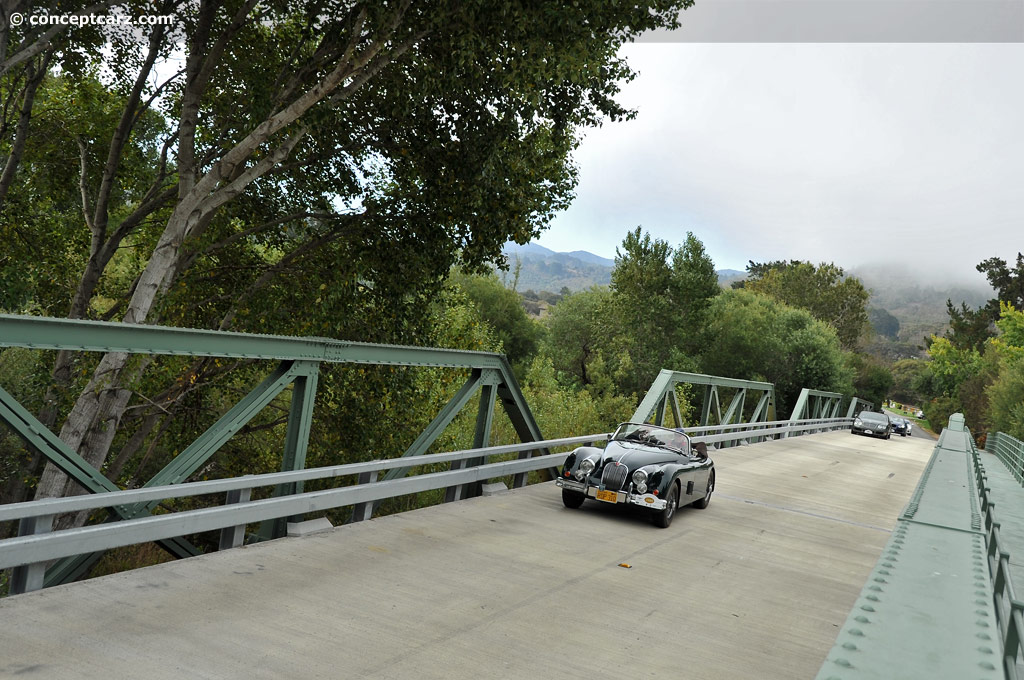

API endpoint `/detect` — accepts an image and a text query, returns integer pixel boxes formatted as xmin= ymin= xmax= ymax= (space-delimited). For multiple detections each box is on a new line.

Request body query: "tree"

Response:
xmin=543 ymin=287 xmax=615 ymax=389
xmin=700 ymin=289 xmax=852 ymax=414
xmin=889 ymin=359 xmax=931 ymax=405
xmin=743 ymin=260 xmax=870 ymax=349
xmin=868 ymin=307 xmax=900 ymax=340
xmin=448 ymin=270 xmax=542 ymax=373
xmin=845 ymin=354 xmax=893 ymax=411
xmin=2 ymin=0 xmax=695 ymax=511
xmin=608 ymin=227 xmax=717 ymax=394
xmin=669 ymin=232 xmax=721 ymax=353
xmin=942 ymin=299 xmax=994 ymax=352
xmin=977 ymin=252 xmax=1024 ymax=312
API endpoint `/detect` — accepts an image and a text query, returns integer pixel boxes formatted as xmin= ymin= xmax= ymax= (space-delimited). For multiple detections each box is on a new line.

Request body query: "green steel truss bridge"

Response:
xmin=0 ymin=314 xmax=1022 ymax=679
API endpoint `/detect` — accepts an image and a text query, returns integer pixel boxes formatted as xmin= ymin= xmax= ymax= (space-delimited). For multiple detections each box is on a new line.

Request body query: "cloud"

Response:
xmin=540 ymin=43 xmax=1024 ymax=284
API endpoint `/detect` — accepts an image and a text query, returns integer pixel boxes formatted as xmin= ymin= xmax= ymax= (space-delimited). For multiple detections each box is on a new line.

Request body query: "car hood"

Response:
xmin=599 ymin=440 xmax=687 ymax=469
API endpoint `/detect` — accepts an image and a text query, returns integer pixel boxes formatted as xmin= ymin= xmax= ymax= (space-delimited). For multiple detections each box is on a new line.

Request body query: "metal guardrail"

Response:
xmin=817 ymin=414 xmax=1010 ymax=679
xmin=1 ymin=417 xmax=853 ymax=594
xmin=988 ymin=432 xmax=1024 ymax=486
xmin=978 ymin=430 xmax=1024 ymax=677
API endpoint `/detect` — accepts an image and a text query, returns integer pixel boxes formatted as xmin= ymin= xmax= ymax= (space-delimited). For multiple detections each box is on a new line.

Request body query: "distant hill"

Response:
xmin=717 ymin=269 xmax=746 ymax=288
xmin=852 ymin=263 xmax=993 ymax=348
xmin=501 ymin=243 xmax=751 ymax=295
xmin=500 ymin=244 xmax=613 ymax=292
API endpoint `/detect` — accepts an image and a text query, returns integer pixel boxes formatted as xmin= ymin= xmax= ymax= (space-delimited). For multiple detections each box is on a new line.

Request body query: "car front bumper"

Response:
xmin=852 ymin=426 xmax=888 ymax=437
xmin=556 ymin=477 xmax=668 ymax=510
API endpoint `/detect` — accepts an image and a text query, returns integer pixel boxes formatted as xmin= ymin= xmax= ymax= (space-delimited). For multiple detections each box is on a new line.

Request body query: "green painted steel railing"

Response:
xmin=0 ymin=314 xmax=550 ymax=587
xmin=974 ymin=429 xmax=1024 ymax=679
xmin=817 ymin=414 xmax=1019 ymax=680
xmin=2 ymin=416 xmax=856 ymax=595
xmin=631 ymin=370 xmax=776 ymax=429
xmin=987 ymin=431 xmax=1024 ymax=487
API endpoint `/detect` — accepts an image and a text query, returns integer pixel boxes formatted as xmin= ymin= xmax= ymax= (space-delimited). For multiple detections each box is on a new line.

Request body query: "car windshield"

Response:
xmin=612 ymin=423 xmax=689 ymax=453
xmin=859 ymin=412 xmax=888 ymax=423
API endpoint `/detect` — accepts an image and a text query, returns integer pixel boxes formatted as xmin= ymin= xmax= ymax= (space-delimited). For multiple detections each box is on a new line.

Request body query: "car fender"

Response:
xmin=561 ymin=446 xmax=603 ymax=475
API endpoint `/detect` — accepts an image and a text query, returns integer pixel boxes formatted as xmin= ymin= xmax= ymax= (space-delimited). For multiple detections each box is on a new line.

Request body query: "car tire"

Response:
xmin=692 ymin=469 xmax=715 ymax=509
xmin=562 ymin=488 xmax=585 ymax=509
xmin=885 ymin=433 xmax=891 ymax=440
xmin=653 ymin=482 xmax=679 ymax=528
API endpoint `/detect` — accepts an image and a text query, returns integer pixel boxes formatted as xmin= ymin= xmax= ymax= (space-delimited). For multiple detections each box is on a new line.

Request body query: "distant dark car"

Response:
xmin=852 ymin=411 xmax=892 ymax=439
xmin=555 ymin=422 xmax=715 ymax=528
xmin=890 ymin=417 xmax=908 ymax=437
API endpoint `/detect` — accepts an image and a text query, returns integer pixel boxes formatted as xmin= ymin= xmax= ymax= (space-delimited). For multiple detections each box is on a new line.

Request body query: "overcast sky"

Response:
xmin=535 ymin=41 xmax=1023 ymax=284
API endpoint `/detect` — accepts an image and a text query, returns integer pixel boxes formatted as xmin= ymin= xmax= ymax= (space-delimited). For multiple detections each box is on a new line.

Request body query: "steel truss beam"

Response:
xmin=633 ymin=371 xmax=777 ymax=447
xmin=0 ymin=314 xmax=547 ymax=586
xmin=788 ymin=388 xmax=845 ymax=421
xmin=846 ymin=397 xmax=874 ymax=418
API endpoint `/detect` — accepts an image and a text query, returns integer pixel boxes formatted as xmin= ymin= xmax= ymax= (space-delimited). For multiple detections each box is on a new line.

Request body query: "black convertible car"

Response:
xmin=555 ymin=422 xmax=715 ymax=528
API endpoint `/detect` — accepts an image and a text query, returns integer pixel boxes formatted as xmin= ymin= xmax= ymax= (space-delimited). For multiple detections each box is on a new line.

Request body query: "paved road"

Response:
xmin=0 ymin=431 xmax=935 ymax=680
xmin=882 ymin=408 xmax=937 ymax=440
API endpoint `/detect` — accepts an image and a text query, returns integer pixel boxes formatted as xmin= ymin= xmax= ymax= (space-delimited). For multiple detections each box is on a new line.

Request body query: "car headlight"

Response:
xmin=576 ymin=458 xmax=596 ymax=481
xmin=854 ymin=419 xmax=863 ymax=427
xmin=632 ymin=469 xmax=648 ymax=494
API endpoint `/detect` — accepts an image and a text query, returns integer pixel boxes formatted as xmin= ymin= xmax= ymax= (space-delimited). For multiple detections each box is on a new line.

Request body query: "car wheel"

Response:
xmin=692 ymin=469 xmax=715 ymax=509
xmin=885 ymin=433 xmax=891 ymax=440
xmin=562 ymin=488 xmax=585 ymax=509
xmin=653 ymin=482 xmax=679 ymax=528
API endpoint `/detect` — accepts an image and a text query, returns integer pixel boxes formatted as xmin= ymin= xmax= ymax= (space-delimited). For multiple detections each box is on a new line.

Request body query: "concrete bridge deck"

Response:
xmin=0 ymin=431 xmax=935 ymax=680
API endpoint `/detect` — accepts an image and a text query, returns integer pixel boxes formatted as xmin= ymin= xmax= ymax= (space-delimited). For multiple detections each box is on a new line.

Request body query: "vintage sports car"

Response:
xmin=555 ymin=422 xmax=715 ymax=528
xmin=851 ymin=411 xmax=892 ymax=439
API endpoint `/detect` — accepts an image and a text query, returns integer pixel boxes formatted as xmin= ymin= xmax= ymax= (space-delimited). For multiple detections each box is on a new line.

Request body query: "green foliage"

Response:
xmin=447 ymin=270 xmax=542 ymax=373
xmin=744 ymin=260 xmax=870 ymax=349
xmin=868 ymin=307 xmax=900 ymax=340
xmin=941 ymin=299 xmax=994 ymax=352
xmin=985 ymin=302 xmax=1024 ymax=440
xmin=542 ymin=286 xmax=615 ymax=388
xmin=608 ymin=227 xmax=717 ymax=394
xmin=497 ymin=356 xmax=634 ymax=440
xmin=926 ymin=336 xmax=983 ymax=397
xmin=977 ymin=252 xmax=1024 ymax=313
xmin=987 ymin=361 xmax=1024 ymax=440
xmin=889 ymin=359 xmax=932 ymax=404
xmin=846 ymin=354 xmax=894 ymax=411
xmin=700 ymin=289 xmax=852 ymax=414
xmin=923 ymin=395 xmax=959 ymax=436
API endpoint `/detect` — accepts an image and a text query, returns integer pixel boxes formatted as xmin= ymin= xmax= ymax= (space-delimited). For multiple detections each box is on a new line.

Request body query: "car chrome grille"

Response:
xmin=602 ymin=462 xmax=628 ymax=491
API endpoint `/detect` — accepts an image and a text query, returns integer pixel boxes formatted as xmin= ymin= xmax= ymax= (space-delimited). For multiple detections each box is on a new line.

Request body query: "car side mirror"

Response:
xmin=606 ymin=434 xmax=613 ymax=441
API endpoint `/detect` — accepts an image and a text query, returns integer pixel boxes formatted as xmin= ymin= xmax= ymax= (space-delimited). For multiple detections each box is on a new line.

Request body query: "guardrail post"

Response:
xmin=218 ymin=488 xmax=252 ymax=550
xmin=350 ymin=471 xmax=378 ymax=522
xmin=10 ymin=514 xmax=53 ymax=594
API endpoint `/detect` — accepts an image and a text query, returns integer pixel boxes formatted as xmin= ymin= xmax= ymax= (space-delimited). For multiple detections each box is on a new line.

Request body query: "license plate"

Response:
xmin=595 ymin=489 xmax=618 ymax=503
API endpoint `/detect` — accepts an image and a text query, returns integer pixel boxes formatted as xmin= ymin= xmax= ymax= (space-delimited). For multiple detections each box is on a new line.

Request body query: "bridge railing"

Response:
xmin=973 ymin=430 xmax=1024 ymax=678
xmin=987 ymin=431 xmax=1024 ymax=486
xmin=1 ymin=416 xmax=853 ymax=594
xmin=817 ymin=414 xmax=1022 ymax=679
